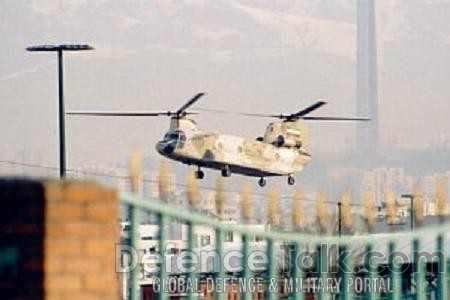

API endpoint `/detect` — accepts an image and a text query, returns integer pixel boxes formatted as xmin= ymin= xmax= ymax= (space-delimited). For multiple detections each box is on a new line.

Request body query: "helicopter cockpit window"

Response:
xmin=163 ymin=130 xmax=186 ymax=148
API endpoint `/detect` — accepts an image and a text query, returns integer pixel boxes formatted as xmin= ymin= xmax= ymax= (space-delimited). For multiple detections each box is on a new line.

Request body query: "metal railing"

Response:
xmin=120 ymin=193 xmax=449 ymax=300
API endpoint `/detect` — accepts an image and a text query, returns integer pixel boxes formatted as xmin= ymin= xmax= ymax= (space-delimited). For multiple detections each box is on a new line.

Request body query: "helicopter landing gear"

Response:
xmin=221 ymin=165 xmax=231 ymax=177
xmin=258 ymin=177 xmax=267 ymax=187
xmin=287 ymin=175 xmax=295 ymax=185
xmin=195 ymin=168 xmax=204 ymax=180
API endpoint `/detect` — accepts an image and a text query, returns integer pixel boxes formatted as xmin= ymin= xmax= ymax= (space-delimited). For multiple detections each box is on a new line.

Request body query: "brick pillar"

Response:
xmin=0 ymin=179 xmax=120 ymax=300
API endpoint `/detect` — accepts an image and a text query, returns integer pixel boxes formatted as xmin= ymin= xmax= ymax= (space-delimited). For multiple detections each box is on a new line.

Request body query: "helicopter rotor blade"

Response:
xmin=291 ymin=101 xmax=327 ymax=118
xmin=67 ymin=92 xmax=204 ymax=118
xmin=67 ymin=111 xmax=171 ymax=116
xmin=302 ymin=116 xmax=370 ymax=121
xmin=194 ymin=108 xmax=274 ymax=118
xmin=176 ymin=92 xmax=205 ymax=116
xmin=195 ymin=100 xmax=369 ymax=122
xmin=67 ymin=111 xmax=198 ymax=117
xmin=197 ymin=101 xmax=328 ymax=120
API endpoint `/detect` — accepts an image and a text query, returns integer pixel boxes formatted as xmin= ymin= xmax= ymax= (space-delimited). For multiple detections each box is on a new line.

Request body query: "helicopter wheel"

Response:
xmin=258 ymin=177 xmax=267 ymax=187
xmin=287 ymin=175 xmax=295 ymax=185
xmin=221 ymin=165 xmax=231 ymax=177
xmin=195 ymin=169 xmax=204 ymax=180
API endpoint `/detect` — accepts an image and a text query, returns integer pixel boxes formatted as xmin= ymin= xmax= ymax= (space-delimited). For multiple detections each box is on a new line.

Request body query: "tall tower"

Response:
xmin=356 ymin=0 xmax=379 ymax=155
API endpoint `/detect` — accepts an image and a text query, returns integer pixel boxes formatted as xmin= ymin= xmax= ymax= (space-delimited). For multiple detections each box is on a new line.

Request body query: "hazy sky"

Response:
xmin=2 ymin=0 xmax=450 ymax=168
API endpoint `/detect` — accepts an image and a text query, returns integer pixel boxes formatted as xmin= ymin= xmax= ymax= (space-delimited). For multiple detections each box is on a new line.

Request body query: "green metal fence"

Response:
xmin=120 ymin=193 xmax=449 ymax=300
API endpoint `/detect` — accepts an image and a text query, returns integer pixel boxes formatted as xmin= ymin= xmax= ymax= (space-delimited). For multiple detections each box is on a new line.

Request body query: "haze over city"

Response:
xmin=1 ymin=0 xmax=450 ymax=169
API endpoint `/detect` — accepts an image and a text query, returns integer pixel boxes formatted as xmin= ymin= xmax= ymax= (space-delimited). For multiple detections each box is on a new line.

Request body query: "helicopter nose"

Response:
xmin=156 ymin=141 xmax=175 ymax=155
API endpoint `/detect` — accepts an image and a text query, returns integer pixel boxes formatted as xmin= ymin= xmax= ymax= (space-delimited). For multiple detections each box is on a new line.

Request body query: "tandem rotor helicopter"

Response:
xmin=68 ymin=93 xmax=369 ymax=187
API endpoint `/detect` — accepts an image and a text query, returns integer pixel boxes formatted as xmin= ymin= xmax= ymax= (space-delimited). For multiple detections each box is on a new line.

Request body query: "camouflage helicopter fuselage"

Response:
xmin=156 ymin=118 xmax=311 ymax=177
xmin=67 ymin=92 xmax=367 ymax=186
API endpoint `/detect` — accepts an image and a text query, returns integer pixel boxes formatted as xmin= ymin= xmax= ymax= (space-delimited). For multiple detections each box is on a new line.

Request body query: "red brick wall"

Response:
xmin=44 ymin=182 xmax=119 ymax=300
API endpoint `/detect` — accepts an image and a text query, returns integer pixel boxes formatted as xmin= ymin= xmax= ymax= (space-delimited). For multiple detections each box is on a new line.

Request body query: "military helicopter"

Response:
xmin=68 ymin=93 xmax=369 ymax=187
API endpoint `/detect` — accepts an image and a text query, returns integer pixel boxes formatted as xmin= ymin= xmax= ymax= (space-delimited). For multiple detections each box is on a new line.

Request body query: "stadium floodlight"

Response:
xmin=26 ymin=44 xmax=94 ymax=178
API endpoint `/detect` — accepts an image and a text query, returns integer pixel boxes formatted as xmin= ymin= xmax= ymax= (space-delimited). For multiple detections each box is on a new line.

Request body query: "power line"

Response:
xmin=0 ymin=159 xmax=364 ymax=207
xmin=0 ymin=159 xmax=128 ymax=179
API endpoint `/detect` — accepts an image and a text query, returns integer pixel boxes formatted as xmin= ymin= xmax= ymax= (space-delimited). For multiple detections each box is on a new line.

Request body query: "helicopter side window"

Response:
xmin=178 ymin=132 xmax=186 ymax=148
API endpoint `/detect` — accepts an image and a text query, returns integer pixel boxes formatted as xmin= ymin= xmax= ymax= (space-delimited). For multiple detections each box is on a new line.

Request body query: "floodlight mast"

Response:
xmin=26 ymin=44 xmax=94 ymax=178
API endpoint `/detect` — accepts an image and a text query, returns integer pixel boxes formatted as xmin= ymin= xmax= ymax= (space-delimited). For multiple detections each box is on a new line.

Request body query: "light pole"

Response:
xmin=26 ymin=44 xmax=94 ymax=178
xmin=401 ymin=194 xmax=414 ymax=231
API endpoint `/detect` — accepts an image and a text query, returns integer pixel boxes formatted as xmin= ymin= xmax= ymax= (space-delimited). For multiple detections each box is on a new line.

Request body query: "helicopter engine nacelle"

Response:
xmin=274 ymin=135 xmax=299 ymax=147
xmin=264 ymin=122 xmax=303 ymax=148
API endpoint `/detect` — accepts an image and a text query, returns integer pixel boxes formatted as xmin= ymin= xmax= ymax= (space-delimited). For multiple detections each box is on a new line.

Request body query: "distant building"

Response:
xmin=361 ymin=167 xmax=414 ymax=206
xmin=197 ymin=191 xmax=216 ymax=214
xmin=422 ymin=172 xmax=450 ymax=215
xmin=223 ymin=194 xmax=241 ymax=222
xmin=118 ymin=220 xmax=266 ymax=299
